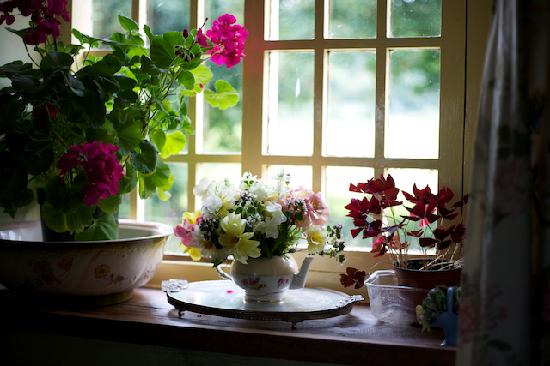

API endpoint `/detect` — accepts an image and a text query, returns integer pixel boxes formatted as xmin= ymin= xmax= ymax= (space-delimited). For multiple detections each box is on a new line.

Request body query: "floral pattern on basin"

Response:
xmin=0 ymin=220 xmax=169 ymax=300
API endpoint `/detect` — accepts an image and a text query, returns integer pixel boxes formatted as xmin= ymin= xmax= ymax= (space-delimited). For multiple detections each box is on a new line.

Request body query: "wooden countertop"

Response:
xmin=0 ymin=288 xmax=455 ymax=365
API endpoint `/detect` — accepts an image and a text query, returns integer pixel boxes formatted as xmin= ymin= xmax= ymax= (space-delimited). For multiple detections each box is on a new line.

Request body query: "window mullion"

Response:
xmin=312 ymin=0 xmax=325 ymax=192
xmin=374 ymin=0 xmax=388 ymax=177
xmin=241 ymin=0 xmax=265 ymax=176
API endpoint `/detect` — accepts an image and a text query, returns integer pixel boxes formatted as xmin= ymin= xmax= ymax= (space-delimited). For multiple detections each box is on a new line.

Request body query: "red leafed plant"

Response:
xmin=340 ymin=174 xmax=468 ymax=288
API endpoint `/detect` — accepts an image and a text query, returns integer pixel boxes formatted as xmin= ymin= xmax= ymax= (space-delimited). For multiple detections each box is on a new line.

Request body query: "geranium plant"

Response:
xmin=0 ymin=0 xmax=246 ymax=240
xmin=174 ymin=172 xmax=346 ymax=266
xmin=340 ymin=174 xmax=468 ymax=288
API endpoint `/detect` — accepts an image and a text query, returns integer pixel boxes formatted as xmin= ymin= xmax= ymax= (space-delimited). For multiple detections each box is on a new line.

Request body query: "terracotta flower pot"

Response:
xmin=393 ymin=258 xmax=462 ymax=289
xmin=393 ymin=258 xmax=461 ymax=308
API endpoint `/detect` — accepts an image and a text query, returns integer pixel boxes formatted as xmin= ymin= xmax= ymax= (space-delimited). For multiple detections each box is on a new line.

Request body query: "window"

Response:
xmin=70 ymin=0 xmax=466 ymax=274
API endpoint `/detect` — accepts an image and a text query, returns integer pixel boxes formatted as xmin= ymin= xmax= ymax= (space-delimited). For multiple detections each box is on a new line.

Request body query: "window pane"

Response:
xmin=389 ymin=0 xmax=441 ymax=38
xmin=385 ymin=49 xmax=440 ymax=159
xmin=72 ymin=1 xmax=132 ymax=43
xmin=265 ymin=51 xmax=314 ymax=156
xmin=199 ymin=2 xmax=244 ymax=153
xmin=148 ymin=0 xmax=190 ymax=34
xmin=327 ymin=0 xmax=376 ymax=39
xmin=143 ymin=163 xmax=188 ymax=254
xmin=118 ymin=194 xmax=130 ymax=219
xmin=385 ymin=168 xmax=438 ymax=251
xmin=265 ymin=165 xmax=312 ymax=188
xmin=266 ymin=0 xmax=315 ymax=40
xmin=324 ymin=166 xmax=375 ymax=249
xmin=325 ymin=50 xmax=376 ymax=157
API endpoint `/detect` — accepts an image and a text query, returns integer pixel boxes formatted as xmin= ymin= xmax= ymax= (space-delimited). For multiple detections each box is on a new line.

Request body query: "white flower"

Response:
xmin=203 ymin=195 xmax=223 ymax=214
xmin=193 ymin=177 xmax=212 ymax=198
xmin=249 ymin=181 xmax=273 ymax=201
xmin=306 ymin=225 xmax=328 ymax=254
xmin=262 ymin=202 xmax=286 ymax=239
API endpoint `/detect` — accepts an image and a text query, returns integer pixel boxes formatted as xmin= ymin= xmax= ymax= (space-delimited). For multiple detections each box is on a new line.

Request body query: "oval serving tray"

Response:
xmin=166 ymin=280 xmax=363 ymax=329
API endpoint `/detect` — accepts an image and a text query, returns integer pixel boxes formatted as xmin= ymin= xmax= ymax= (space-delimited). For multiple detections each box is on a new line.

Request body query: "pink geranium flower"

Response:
xmin=57 ymin=141 xmax=124 ymax=206
xmin=0 ymin=0 xmax=70 ymax=44
xmin=202 ymin=14 xmax=248 ymax=68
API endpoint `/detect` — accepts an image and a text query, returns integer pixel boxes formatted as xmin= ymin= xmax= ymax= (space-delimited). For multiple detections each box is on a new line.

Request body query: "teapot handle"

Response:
xmin=215 ymin=264 xmax=233 ymax=281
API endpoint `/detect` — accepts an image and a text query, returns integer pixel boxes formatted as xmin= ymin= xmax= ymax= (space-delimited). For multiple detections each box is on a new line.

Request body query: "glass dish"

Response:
xmin=366 ymin=269 xmax=428 ymax=325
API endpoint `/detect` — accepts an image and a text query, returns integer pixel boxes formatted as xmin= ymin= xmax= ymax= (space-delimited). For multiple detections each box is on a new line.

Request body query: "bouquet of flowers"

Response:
xmin=0 ymin=0 xmax=246 ymax=240
xmin=174 ymin=173 xmax=346 ymax=265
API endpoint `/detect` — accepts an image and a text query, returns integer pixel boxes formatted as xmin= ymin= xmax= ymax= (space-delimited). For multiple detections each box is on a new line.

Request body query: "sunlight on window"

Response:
xmin=325 ymin=50 xmax=376 ymax=157
xmin=265 ymin=165 xmax=313 ymax=188
xmin=264 ymin=51 xmax=315 ymax=156
xmin=266 ymin=0 xmax=315 ymax=40
xmin=327 ymin=0 xmax=377 ymax=39
xmin=147 ymin=0 xmax=190 ymax=34
xmin=385 ymin=49 xmax=440 ymax=159
xmin=389 ymin=0 xmax=441 ymax=38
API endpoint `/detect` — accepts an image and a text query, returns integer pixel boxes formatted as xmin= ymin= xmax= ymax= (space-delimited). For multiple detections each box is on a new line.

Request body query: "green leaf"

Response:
xmin=159 ymin=130 xmax=186 ymax=159
xmin=0 ymin=61 xmax=33 ymax=77
xmin=150 ymin=129 xmax=166 ymax=152
xmin=149 ymin=160 xmax=174 ymax=190
xmin=178 ymin=70 xmax=195 ymax=90
xmin=143 ymin=24 xmax=154 ymax=40
xmin=131 ymin=140 xmax=158 ymax=174
xmin=40 ymin=51 xmax=73 ymax=70
xmin=179 ymin=64 xmax=212 ymax=97
xmin=72 ymin=29 xmax=101 ymax=48
xmin=75 ymin=212 xmax=118 ymax=241
xmin=118 ymin=15 xmax=139 ymax=32
xmin=41 ymin=203 xmax=95 ymax=234
xmin=204 ymin=80 xmax=239 ymax=110
xmin=156 ymin=187 xmax=171 ymax=201
xmin=98 ymin=195 xmax=121 ymax=214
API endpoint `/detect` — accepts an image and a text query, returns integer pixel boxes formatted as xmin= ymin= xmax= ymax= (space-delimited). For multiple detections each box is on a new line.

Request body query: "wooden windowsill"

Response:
xmin=0 ymin=288 xmax=455 ymax=365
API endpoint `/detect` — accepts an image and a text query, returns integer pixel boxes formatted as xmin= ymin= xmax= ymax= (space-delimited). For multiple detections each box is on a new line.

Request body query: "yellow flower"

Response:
xmin=182 ymin=211 xmax=201 ymax=225
xmin=219 ymin=213 xmax=260 ymax=263
xmin=185 ymin=247 xmax=203 ymax=261
xmin=306 ymin=225 xmax=328 ymax=254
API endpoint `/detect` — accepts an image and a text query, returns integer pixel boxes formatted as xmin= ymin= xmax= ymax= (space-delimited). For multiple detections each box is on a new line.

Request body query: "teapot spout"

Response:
xmin=290 ymin=256 xmax=314 ymax=289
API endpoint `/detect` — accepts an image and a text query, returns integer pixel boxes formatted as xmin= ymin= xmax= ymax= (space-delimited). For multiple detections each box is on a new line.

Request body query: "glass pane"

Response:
xmin=265 ymin=165 xmax=312 ymax=188
xmin=326 ymin=50 xmax=376 ymax=157
xmin=385 ymin=168 xmax=438 ymax=251
xmin=148 ymin=0 xmax=190 ymax=34
xmin=327 ymin=0 xmax=376 ymax=39
xmin=389 ymin=0 xmax=441 ymax=38
xmin=143 ymin=163 xmax=188 ymax=254
xmin=201 ymin=3 xmax=244 ymax=153
xmin=266 ymin=0 xmax=315 ymax=40
xmin=204 ymin=0 xmax=244 ymax=27
xmin=385 ymin=49 xmax=440 ymax=159
xmin=118 ymin=194 xmax=130 ymax=219
xmin=324 ymin=166 xmax=375 ymax=249
xmin=265 ymin=51 xmax=314 ymax=156
xmin=71 ymin=1 xmax=132 ymax=44
xmin=93 ymin=0 xmax=132 ymax=40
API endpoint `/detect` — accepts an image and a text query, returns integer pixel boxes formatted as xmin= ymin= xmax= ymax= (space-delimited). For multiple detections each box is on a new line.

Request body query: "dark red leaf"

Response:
xmin=419 ymin=237 xmax=438 ymax=247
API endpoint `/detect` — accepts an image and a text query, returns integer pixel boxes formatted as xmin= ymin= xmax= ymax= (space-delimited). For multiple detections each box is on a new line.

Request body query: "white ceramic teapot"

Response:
xmin=216 ymin=255 xmax=314 ymax=302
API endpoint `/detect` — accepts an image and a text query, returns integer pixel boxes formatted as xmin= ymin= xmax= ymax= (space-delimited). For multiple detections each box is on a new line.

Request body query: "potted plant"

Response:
xmin=0 ymin=1 xmax=246 ymax=305
xmin=0 ymin=0 xmax=246 ymax=241
xmin=340 ymin=174 xmax=468 ymax=291
xmin=416 ymin=286 xmax=461 ymax=346
xmin=174 ymin=172 xmax=346 ymax=302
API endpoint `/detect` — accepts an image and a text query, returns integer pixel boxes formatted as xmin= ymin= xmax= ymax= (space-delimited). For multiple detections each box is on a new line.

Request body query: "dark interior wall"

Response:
xmin=1 ymin=330 xmax=344 ymax=366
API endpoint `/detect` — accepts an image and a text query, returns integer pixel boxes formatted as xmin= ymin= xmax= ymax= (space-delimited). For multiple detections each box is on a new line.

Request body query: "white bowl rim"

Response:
xmin=0 ymin=219 xmax=172 ymax=246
